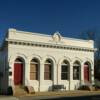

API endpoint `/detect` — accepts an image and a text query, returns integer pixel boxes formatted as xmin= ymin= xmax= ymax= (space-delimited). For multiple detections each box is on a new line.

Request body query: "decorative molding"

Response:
xmin=83 ymin=58 xmax=93 ymax=65
xmin=28 ymin=54 xmax=42 ymax=62
xmin=72 ymin=57 xmax=83 ymax=63
xmin=58 ymin=56 xmax=72 ymax=66
xmin=52 ymin=32 xmax=62 ymax=42
xmin=6 ymin=38 xmax=95 ymax=52
xmin=43 ymin=55 xmax=56 ymax=64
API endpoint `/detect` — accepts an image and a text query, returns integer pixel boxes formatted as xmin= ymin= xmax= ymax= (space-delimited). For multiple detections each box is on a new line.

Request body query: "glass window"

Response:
xmin=30 ymin=59 xmax=39 ymax=80
xmin=61 ymin=60 xmax=69 ymax=80
xmin=44 ymin=59 xmax=53 ymax=80
xmin=73 ymin=61 xmax=80 ymax=80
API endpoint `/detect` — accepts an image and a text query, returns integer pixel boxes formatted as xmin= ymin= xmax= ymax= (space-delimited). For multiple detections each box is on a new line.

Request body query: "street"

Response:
xmin=0 ymin=95 xmax=100 ymax=100
xmin=19 ymin=95 xmax=100 ymax=100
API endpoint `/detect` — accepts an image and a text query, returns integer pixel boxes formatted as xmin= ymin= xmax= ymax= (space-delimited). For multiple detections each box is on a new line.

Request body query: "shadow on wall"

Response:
xmin=48 ymin=86 xmax=53 ymax=91
xmin=74 ymin=82 xmax=80 ymax=90
xmin=49 ymin=85 xmax=66 ymax=91
xmin=7 ymin=86 xmax=13 ymax=95
xmin=49 ymin=83 xmax=81 ymax=91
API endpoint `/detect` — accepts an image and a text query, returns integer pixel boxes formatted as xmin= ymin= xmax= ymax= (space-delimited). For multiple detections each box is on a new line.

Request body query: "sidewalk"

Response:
xmin=18 ymin=90 xmax=100 ymax=100
xmin=17 ymin=90 xmax=100 ymax=97
xmin=0 ymin=90 xmax=100 ymax=100
xmin=0 ymin=96 xmax=18 ymax=100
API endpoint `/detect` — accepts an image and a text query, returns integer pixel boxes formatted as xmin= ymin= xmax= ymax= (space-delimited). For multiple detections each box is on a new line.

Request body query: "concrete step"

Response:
xmin=13 ymin=85 xmax=28 ymax=96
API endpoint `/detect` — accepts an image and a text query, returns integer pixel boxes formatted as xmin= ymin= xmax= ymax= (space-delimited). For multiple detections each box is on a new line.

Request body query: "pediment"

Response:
xmin=52 ymin=32 xmax=62 ymax=42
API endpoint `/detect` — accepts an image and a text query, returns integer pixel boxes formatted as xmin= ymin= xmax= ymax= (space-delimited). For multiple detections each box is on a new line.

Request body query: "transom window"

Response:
xmin=61 ymin=60 xmax=69 ymax=80
xmin=73 ymin=61 xmax=80 ymax=80
xmin=44 ymin=59 xmax=53 ymax=80
xmin=30 ymin=58 xmax=39 ymax=80
xmin=15 ymin=57 xmax=23 ymax=63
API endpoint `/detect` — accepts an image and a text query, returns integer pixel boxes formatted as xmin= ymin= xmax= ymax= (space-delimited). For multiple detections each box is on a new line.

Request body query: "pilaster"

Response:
xmin=24 ymin=61 xmax=30 ymax=86
xmin=81 ymin=62 xmax=84 ymax=85
xmin=69 ymin=62 xmax=73 ymax=90
xmin=39 ymin=62 xmax=44 ymax=91
xmin=91 ymin=64 xmax=94 ymax=85
xmin=53 ymin=63 xmax=57 ymax=85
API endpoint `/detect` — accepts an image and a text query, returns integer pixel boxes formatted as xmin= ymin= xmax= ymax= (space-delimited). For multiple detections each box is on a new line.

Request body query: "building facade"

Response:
xmin=0 ymin=29 xmax=95 ymax=93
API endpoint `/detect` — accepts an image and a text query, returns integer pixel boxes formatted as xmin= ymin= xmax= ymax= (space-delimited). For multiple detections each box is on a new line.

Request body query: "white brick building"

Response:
xmin=0 ymin=28 xmax=95 ymax=93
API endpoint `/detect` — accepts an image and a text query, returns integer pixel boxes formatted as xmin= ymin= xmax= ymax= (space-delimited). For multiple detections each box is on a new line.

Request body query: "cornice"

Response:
xmin=6 ymin=38 xmax=96 ymax=52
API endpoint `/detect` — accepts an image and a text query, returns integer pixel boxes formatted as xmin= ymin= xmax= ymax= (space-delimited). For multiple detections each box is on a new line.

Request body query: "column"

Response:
xmin=53 ymin=63 xmax=57 ymax=85
xmin=57 ymin=63 xmax=59 ymax=85
xmin=91 ymin=64 xmax=94 ymax=85
xmin=24 ymin=61 xmax=30 ymax=86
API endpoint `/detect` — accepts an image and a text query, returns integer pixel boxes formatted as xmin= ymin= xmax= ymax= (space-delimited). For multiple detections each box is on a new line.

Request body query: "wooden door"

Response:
xmin=14 ymin=63 xmax=23 ymax=85
xmin=84 ymin=65 xmax=89 ymax=82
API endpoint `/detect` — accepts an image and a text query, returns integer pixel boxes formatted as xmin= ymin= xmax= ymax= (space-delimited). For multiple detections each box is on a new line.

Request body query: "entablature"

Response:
xmin=6 ymin=38 xmax=96 ymax=52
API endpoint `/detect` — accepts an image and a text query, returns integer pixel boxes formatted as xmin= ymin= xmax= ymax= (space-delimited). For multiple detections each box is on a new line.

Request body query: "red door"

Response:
xmin=14 ymin=63 xmax=23 ymax=85
xmin=84 ymin=65 xmax=89 ymax=82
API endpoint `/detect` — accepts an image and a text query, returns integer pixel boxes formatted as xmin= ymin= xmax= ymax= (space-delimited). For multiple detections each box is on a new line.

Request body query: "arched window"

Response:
xmin=61 ymin=60 xmax=69 ymax=80
xmin=44 ymin=59 xmax=53 ymax=80
xmin=30 ymin=58 xmax=39 ymax=80
xmin=73 ymin=61 xmax=80 ymax=80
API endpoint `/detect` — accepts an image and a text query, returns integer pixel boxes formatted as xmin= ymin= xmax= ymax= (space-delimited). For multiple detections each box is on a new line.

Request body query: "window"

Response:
xmin=73 ymin=61 xmax=80 ymax=80
xmin=30 ymin=59 xmax=39 ymax=80
xmin=15 ymin=58 xmax=23 ymax=63
xmin=61 ymin=60 xmax=69 ymax=80
xmin=44 ymin=59 xmax=53 ymax=80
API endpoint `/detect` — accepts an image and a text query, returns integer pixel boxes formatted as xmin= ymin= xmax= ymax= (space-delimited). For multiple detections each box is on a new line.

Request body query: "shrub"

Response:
xmin=7 ymin=86 xmax=13 ymax=95
xmin=52 ymin=85 xmax=66 ymax=91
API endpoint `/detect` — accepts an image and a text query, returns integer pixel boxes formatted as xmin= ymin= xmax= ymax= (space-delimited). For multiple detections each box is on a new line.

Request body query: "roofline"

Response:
xmin=9 ymin=28 xmax=94 ymax=43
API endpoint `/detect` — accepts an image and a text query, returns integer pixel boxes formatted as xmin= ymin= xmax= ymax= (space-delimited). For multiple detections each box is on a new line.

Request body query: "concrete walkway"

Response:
xmin=17 ymin=90 xmax=100 ymax=100
xmin=17 ymin=90 xmax=100 ymax=97
xmin=0 ymin=91 xmax=100 ymax=100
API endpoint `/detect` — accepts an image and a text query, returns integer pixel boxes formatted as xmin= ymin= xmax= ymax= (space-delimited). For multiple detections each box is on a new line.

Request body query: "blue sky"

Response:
xmin=0 ymin=0 xmax=100 ymax=41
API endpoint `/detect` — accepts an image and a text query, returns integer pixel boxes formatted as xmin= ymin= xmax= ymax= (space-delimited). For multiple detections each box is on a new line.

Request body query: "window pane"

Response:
xmin=73 ymin=73 xmax=79 ymax=80
xmin=61 ymin=65 xmax=68 ymax=72
xmin=44 ymin=64 xmax=52 ymax=80
xmin=30 ymin=63 xmax=38 ymax=80
xmin=45 ymin=64 xmax=51 ymax=72
xmin=61 ymin=73 xmax=68 ymax=80
xmin=30 ymin=64 xmax=38 ymax=72
xmin=73 ymin=66 xmax=79 ymax=80
xmin=61 ymin=65 xmax=69 ymax=80
xmin=30 ymin=72 xmax=38 ymax=80
xmin=44 ymin=72 xmax=51 ymax=80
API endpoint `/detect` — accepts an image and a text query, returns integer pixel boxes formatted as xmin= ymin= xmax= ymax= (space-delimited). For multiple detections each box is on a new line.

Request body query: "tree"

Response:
xmin=80 ymin=29 xmax=100 ymax=80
